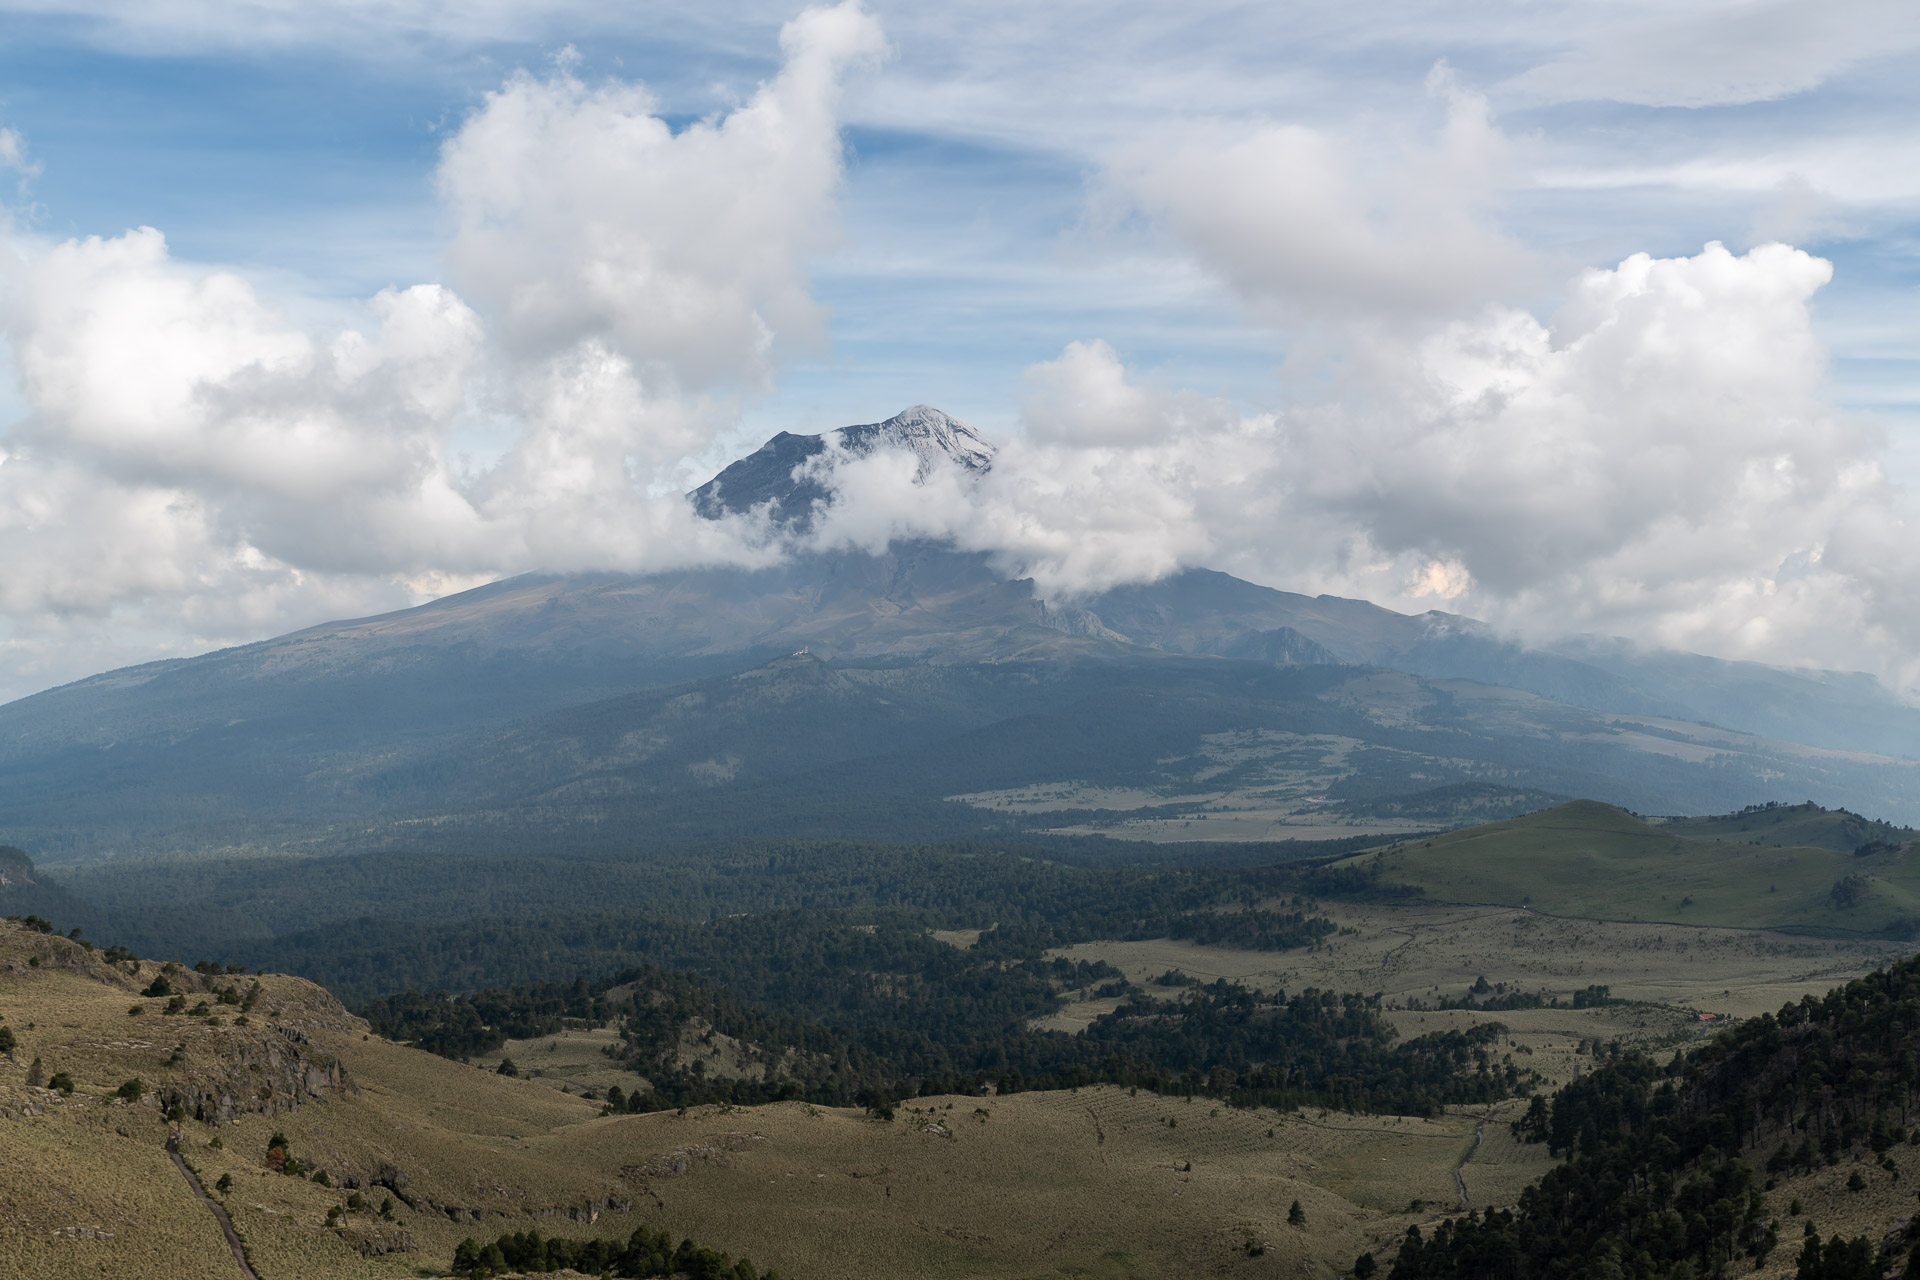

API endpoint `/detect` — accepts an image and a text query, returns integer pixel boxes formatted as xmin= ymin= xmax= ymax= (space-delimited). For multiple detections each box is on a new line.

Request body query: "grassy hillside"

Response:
xmin=0 ymin=918 xmax=1538 ymax=1280
xmin=1344 ymin=800 xmax=1920 ymax=935
xmin=1660 ymin=799 xmax=1916 ymax=851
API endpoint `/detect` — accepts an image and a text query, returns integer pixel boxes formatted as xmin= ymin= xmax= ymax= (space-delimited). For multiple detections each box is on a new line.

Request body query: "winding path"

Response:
xmin=165 ymin=1134 xmax=261 ymax=1280
xmin=1452 ymin=1118 xmax=1487 ymax=1211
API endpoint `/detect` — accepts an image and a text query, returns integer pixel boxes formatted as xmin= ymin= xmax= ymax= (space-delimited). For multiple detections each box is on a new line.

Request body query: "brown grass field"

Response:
xmin=1054 ymin=899 xmax=1913 ymax=1018
xmin=7 ymin=903 xmax=1920 ymax=1280
xmin=0 ymin=919 xmax=1545 ymax=1280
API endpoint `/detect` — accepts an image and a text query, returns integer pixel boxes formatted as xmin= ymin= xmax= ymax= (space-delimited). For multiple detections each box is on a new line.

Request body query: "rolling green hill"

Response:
xmin=1659 ymin=799 xmax=1916 ymax=851
xmin=1345 ymin=800 xmax=1920 ymax=936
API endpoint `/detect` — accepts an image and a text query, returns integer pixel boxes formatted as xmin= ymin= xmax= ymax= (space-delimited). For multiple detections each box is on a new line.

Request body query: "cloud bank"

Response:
xmin=0 ymin=2 xmax=882 ymax=693
xmin=0 ymin=0 xmax=1914 ymax=706
xmin=806 ymin=229 xmax=1918 ymax=686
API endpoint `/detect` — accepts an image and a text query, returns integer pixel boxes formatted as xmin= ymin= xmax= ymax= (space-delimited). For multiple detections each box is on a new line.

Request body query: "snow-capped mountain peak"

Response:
xmin=831 ymin=405 xmax=996 ymax=477
xmin=690 ymin=405 xmax=993 ymax=526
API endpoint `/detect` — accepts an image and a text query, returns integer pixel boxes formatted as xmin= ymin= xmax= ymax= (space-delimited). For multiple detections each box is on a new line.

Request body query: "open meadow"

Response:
xmin=1054 ymin=899 xmax=1911 ymax=1017
xmin=0 ymin=920 xmax=1551 ymax=1280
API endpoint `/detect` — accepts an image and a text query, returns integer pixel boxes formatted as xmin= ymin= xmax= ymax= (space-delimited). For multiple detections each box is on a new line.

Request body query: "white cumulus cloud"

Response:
xmin=797 ymin=241 xmax=1918 ymax=689
xmin=0 ymin=2 xmax=882 ymax=698
xmin=1110 ymin=68 xmax=1537 ymax=324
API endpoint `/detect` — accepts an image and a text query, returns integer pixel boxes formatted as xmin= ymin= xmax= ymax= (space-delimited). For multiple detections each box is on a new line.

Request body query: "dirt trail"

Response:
xmin=165 ymin=1134 xmax=260 ymax=1280
xmin=1452 ymin=1118 xmax=1487 ymax=1211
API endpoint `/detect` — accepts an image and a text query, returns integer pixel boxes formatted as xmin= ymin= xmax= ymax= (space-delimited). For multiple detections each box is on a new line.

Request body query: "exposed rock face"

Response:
xmin=334 ymin=1225 xmax=415 ymax=1257
xmin=0 ymin=844 xmax=36 ymax=888
xmin=0 ymin=923 xmax=135 ymax=983
xmin=364 ymin=1160 xmax=628 ymax=1227
xmin=155 ymin=1029 xmax=355 ymax=1125
xmin=619 ymin=1132 xmax=765 ymax=1185
xmin=0 ymin=922 xmax=359 ymax=1125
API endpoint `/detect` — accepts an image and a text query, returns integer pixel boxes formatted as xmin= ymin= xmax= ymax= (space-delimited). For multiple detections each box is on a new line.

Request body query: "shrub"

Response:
xmin=47 ymin=1072 xmax=73 ymax=1094
xmin=0 ymin=1025 xmax=14 ymax=1055
xmin=495 ymin=1057 xmax=518 ymax=1077
xmin=116 ymin=1078 xmax=145 ymax=1102
xmin=214 ymin=1174 xmax=233 ymax=1193
xmin=142 ymin=976 xmax=173 ymax=999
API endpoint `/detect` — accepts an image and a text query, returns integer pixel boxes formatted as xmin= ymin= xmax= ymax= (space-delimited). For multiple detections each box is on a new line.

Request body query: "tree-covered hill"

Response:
xmin=1390 ymin=950 xmax=1920 ymax=1280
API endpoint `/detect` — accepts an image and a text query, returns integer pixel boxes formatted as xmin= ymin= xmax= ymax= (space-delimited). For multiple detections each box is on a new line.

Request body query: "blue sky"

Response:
xmin=0 ymin=0 xmax=1917 ymax=698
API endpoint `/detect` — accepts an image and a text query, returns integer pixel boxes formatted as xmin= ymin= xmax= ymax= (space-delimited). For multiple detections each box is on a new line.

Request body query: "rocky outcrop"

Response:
xmin=361 ymin=1161 xmax=627 ymax=1227
xmin=335 ymin=1225 xmax=415 ymax=1257
xmin=620 ymin=1132 xmax=765 ymax=1184
xmin=155 ymin=1024 xmax=356 ymax=1124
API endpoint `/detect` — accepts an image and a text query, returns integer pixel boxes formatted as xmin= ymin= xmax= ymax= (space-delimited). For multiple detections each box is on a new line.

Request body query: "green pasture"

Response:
xmin=1348 ymin=801 xmax=1920 ymax=935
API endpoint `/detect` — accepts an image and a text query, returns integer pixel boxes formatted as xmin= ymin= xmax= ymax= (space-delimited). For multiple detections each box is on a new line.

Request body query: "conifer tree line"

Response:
xmin=60 ymin=834 xmax=1389 ymax=996
xmin=452 ymin=1224 xmax=772 ymax=1279
xmin=1390 ymin=952 xmax=1920 ymax=1280
xmin=364 ymin=934 xmax=1522 ymax=1117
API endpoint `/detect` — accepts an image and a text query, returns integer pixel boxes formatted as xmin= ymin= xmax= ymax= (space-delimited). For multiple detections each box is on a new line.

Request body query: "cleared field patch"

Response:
xmin=948 ymin=730 xmax=1444 ymax=844
xmin=1459 ymin=1112 xmax=1559 ymax=1210
xmin=470 ymin=1024 xmax=639 ymax=1096
xmin=1051 ymin=810 xmax=1434 ymax=844
xmin=1027 ymin=991 xmax=1132 ymax=1033
xmin=1055 ymin=900 xmax=1909 ymax=1023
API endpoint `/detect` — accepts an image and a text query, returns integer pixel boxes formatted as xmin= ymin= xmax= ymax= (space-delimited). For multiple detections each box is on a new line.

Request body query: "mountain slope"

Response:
xmin=3 ymin=407 xmax=1918 ymax=860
